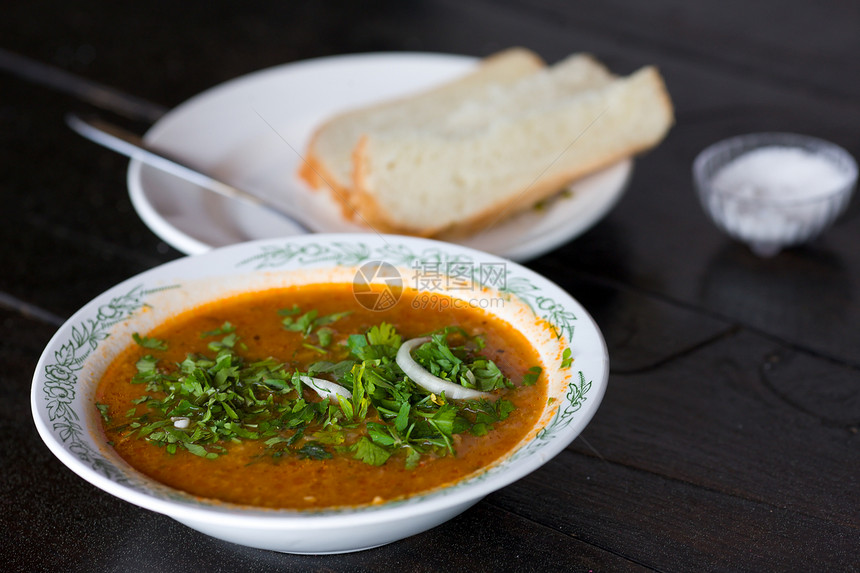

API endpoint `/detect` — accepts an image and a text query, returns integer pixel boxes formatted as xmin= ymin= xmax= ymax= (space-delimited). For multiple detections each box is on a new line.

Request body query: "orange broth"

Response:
xmin=95 ymin=284 xmax=546 ymax=509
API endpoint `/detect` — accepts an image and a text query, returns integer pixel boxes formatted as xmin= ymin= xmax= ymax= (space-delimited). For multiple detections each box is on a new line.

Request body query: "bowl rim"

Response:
xmin=31 ymin=233 xmax=609 ymax=529
xmin=692 ymin=131 xmax=858 ymax=206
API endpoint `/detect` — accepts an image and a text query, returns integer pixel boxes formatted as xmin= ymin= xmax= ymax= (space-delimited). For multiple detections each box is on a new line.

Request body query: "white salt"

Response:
xmin=707 ymin=146 xmax=852 ymax=255
xmin=711 ymin=146 xmax=849 ymax=202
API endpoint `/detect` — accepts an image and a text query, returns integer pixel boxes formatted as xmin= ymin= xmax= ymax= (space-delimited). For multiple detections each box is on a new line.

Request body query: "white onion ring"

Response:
xmin=396 ymin=337 xmax=490 ymax=400
xmin=299 ymin=375 xmax=352 ymax=401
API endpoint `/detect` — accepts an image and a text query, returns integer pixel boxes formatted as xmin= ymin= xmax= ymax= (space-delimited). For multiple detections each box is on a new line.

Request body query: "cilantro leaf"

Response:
xmin=352 ymin=436 xmax=391 ymax=466
xmin=283 ymin=309 xmax=318 ymax=335
xmin=282 ymin=307 xmax=351 ymax=341
xmin=316 ymin=327 xmax=334 ymax=348
xmin=95 ymin=403 xmax=111 ymax=423
xmin=561 ymin=348 xmax=574 ymax=369
xmin=469 ymin=359 xmax=511 ymax=391
xmin=404 ymin=446 xmax=422 ymax=470
xmin=200 ymin=322 xmax=236 ymax=338
xmin=346 ymin=334 xmax=370 ymax=360
xmin=366 ymin=422 xmax=399 ymax=447
xmin=277 ymin=305 xmax=302 ymax=317
xmin=307 ymin=359 xmax=355 ymax=378
xmin=394 ymin=401 xmax=410 ymax=433
xmin=522 ymin=366 xmax=542 ymax=386
xmin=366 ymin=323 xmax=401 ymax=348
xmin=132 ymin=333 xmax=168 ymax=350
xmin=347 ymin=324 xmax=399 ymax=361
xmin=114 ymin=313 xmax=530 ymax=470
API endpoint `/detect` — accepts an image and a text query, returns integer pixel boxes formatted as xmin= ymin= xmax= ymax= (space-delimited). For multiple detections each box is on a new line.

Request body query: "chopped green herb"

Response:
xmin=281 ymin=306 xmax=352 ymax=350
xmin=132 ymin=333 xmax=168 ymax=350
xmin=111 ymin=314 xmax=540 ymax=468
xmin=302 ymin=342 xmax=328 ymax=354
xmin=316 ymin=327 xmax=334 ymax=348
xmin=352 ymin=436 xmax=391 ymax=466
xmin=463 ymin=398 xmax=515 ymax=436
xmin=95 ymin=403 xmax=111 ymax=423
xmin=561 ymin=347 xmax=574 ymax=369
xmin=282 ymin=307 xmax=351 ymax=336
xmin=201 ymin=322 xmax=236 ymax=338
xmin=277 ymin=305 xmax=302 ymax=317
xmin=523 ymin=366 xmax=542 ymax=386
xmin=131 ymin=355 xmax=160 ymax=385
xmin=410 ymin=330 xmax=512 ymax=392
xmin=307 ymin=360 xmax=355 ymax=378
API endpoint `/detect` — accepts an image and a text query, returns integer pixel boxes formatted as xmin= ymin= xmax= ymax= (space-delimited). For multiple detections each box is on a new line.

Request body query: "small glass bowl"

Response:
xmin=693 ymin=132 xmax=857 ymax=257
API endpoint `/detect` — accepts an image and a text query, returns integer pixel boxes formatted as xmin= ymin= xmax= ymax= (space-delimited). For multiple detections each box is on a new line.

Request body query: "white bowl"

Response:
xmin=31 ymin=234 xmax=608 ymax=554
xmin=693 ymin=132 xmax=857 ymax=257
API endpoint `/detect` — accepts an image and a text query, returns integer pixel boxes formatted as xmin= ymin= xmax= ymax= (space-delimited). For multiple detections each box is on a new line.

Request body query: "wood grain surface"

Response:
xmin=2 ymin=1 xmax=857 ymax=571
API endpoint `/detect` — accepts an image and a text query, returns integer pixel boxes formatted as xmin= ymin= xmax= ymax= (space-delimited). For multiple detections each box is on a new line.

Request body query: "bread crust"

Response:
xmin=350 ymin=138 xmax=639 ymax=237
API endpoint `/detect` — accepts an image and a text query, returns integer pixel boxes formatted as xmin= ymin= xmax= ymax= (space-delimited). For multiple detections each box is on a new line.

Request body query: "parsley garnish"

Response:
xmin=200 ymin=321 xmax=236 ymax=338
xmin=132 ymin=332 xmax=168 ymax=350
xmin=351 ymin=436 xmax=391 ymax=466
xmin=281 ymin=307 xmax=351 ymax=337
xmin=523 ymin=366 xmax=542 ymax=386
xmin=111 ymin=314 xmax=540 ymax=468
xmin=410 ymin=329 xmax=513 ymax=392
xmin=95 ymin=402 xmax=111 ymax=423
xmin=560 ymin=348 xmax=574 ymax=369
xmin=280 ymin=306 xmax=351 ymax=353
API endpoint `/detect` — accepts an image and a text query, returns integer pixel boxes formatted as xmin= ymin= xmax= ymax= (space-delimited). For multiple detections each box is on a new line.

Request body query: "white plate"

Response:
xmin=128 ymin=52 xmax=632 ymax=262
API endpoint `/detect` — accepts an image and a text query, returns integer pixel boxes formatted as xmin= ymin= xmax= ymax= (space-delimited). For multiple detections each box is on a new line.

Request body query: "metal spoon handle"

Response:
xmin=65 ymin=113 xmax=311 ymax=233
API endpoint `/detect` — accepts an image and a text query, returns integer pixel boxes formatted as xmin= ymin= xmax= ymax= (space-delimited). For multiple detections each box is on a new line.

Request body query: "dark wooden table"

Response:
xmin=3 ymin=1 xmax=858 ymax=571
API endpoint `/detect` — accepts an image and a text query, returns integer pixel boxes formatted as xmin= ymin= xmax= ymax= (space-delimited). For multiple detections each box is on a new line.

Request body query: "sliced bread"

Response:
xmin=350 ymin=66 xmax=674 ymax=236
xmin=298 ymin=47 xmax=546 ymax=203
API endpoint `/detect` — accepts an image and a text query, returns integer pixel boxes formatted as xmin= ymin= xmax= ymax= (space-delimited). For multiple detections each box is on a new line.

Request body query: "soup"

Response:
xmin=95 ymin=284 xmax=546 ymax=509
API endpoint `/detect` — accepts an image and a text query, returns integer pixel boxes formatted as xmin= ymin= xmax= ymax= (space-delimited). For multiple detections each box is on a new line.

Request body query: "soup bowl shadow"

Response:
xmin=31 ymin=234 xmax=608 ymax=554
